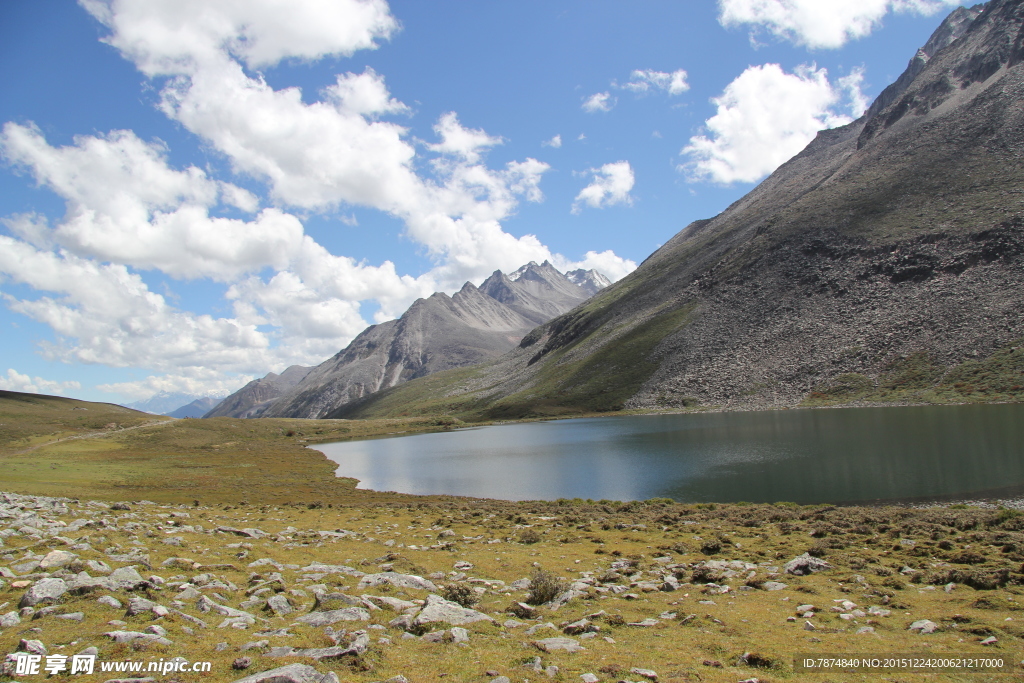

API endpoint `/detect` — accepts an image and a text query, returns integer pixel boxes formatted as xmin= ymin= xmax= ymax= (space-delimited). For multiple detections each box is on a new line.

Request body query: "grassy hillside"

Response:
xmin=0 ymin=391 xmax=467 ymax=505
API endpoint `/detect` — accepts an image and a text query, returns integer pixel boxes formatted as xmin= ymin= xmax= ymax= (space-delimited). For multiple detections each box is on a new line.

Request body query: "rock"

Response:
xmin=126 ymin=597 xmax=159 ymax=617
xmin=363 ymin=595 xmax=418 ymax=612
xmin=450 ymin=627 xmax=470 ymax=643
xmin=454 ymin=561 xmax=473 ymax=570
xmin=804 ymin=621 xmax=816 ymax=631
xmin=908 ymin=620 xmax=938 ymax=634
xmin=358 ymin=572 xmax=438 ymax=592
xmin=581 ymin=675 xmax=599 ymax=683
xmin=490 ymin=678 xmax=510 ymax=683
xmin=533 ymin=637 xmax=584 ymax=653
xmin=145 ymin=625 xmax=168 ymax=636
xmin=228 ymin=663 xmax=337 ymax=683
xmin=266 ymin=594 xmax=294 ymax=616
xmin=39 ymin=550 xmax=77 ymax=569
xmin=98 ymin=595 xmax=122 ymax=609
xmin=783 ymin=554 xmax=833 ymax=576
xmin=312 ymin=592 xmax=362 ymax=610
xmin=980 ymin=636 xmax=998 ymax=645
xmin=19 ymin=578 xmax=68 ymax=607
xmin=104 ymin=631 xmax=173 ymax=646
xmin=412 ymin=594 xmax=494 ymax=628
xmin=109 ymin=566 xmax=148 ymax=590
xmin=233 ymin=657 xmax=252 ymax=670
xmin=761 ymin=581 xmax=787 ymax=591
xmin=562 ymin=619 xmax=598 ymax=635
xmin=630 ymin=668 xmax=658 ymax=681
xmin=17 ymin=639 xmax=47 ymax=655
xmin=0 ymin=611 xmax=20 ymax=627
xmin=294 ymin=608 xmax=370 ymax=627
xmin=856 ymin=626 xmax=876 ymax=634
xmin=506 ymin=601 xmax=537 ymax=619
xmin=54 ymin=612 xmax=85 ymax=621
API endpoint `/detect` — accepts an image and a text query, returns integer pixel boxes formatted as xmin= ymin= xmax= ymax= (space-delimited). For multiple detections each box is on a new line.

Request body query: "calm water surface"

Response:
xmin=313 ymin=404 xmax=1024 ymax=503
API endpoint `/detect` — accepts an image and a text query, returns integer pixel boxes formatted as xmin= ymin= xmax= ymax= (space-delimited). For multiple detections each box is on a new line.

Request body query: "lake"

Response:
xmin=313 ymin=404 xmax=1024 ymax=504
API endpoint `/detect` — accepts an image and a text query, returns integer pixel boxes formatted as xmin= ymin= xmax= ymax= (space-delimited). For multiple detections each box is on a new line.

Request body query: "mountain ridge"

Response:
xmin=209 ymin=261 xmax=608 ymax=419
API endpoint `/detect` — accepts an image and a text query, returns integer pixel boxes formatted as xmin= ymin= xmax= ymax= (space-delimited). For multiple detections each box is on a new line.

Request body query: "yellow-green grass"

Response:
xmin=1 ymin=498 xmax=1021 ymax=682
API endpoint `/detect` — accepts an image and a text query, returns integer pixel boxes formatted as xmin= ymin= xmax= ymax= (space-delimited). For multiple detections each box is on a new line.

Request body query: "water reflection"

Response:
xmin=312 ymin=404 xmax=1024 ymax=503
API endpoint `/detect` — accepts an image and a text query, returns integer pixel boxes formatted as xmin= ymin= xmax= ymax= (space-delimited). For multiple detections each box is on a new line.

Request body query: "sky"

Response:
xmin=0 ymin=0 xmax=972 ymax=405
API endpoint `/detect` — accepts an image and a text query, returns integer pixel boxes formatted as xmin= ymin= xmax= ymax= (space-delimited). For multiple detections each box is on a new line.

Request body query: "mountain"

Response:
xmin=214 ymin=261 xmax=608 ymax=419
xmin=165 ymin=396 xmax=223 ymax=418
xmin=125 ymin=391 xmax=223 ymax=416
xmin=203 ymin=364 xmax=312 ymax=418
xmin=336 ymin=0 xmax=1024 ymax=420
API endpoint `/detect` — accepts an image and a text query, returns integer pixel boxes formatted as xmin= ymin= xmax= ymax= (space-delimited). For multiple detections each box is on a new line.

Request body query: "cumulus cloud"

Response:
xmin=80 ymin=0 xmax=398 ymax=74
xmin=718 ymin=0 xmax=962 ymax=49
xmin=542 ymin=134 xmax=562 ymax=148
xmin=582 ymin=92 xmax=615 ymax=113
xmin=0 ymin=0 xmax=637 ymax=401
xmin=681 ymin=63 xmax=866 ymax=184
xmin=621 ymin=69 xmax=690 ymax=95
xmin=0 ymin=368 xmax=81 ymax=396
xmin=572 ymin=161 xmax=635 ymax=214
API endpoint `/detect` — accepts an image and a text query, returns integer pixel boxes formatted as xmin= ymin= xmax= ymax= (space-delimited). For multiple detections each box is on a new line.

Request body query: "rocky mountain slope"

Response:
xmin=339 ymin=0 xmax=1024 ymax=420
xmin=204 ymin=365 xmax=312 ymax=419
xmin=216 ymin=262 xmax=605 ymax=419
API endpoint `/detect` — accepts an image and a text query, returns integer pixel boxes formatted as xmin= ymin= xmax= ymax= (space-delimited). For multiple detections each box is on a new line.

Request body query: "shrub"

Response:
xmin=525 ymin=569 xmax=567 ymax=606
xmin=518 ymin=528 xmax=542 ymax=544
xmin=441 ymin=583 xmax=479 ymax=608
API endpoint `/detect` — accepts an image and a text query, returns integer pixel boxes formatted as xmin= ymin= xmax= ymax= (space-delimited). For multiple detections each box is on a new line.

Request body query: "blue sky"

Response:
xmin=0 ymin=0 xmax=970 ymax=403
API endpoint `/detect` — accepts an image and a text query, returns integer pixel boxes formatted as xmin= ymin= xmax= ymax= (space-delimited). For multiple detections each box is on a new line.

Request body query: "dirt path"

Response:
xmin=8 ymin=418 xmax=175 ymax=455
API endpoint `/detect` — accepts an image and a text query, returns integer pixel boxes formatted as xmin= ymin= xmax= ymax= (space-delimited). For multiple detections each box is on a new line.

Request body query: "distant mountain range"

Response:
xmin=334 ymin=0 xmax=1024 ymax=420
xmin=125 ymin=392 xmax=223 ymax=417
xmin=206 ymin=261 xmax=609 ymax=419
xmin=165 ymin=396 xmax=223 ymax=418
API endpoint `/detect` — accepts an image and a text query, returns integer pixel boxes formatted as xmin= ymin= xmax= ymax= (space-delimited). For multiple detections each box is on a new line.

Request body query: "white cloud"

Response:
xmin=542 ymin=134 xmax=562 ymax=148
xmin=0 ymin=0 xmax=638 ymax=402
xmin=80 ymin=0 xmax=398 ymax=74
xmin=582 ymin=92 xmax=615 ymax=113
xmin=572 ymin=161 xmax=635 ymax=214
xmin=681 ymin=63 xmax=866 ymax=184
xmin=427 ymin=112 xmax=503 ymax=164
xmin=98 ymin=371 xmax=253 ymax=402
xmin=553 ymin=250 xmax=637 ymax=283
xmin=718 ymin=0 xmax=962 ymax=49
xmin=0 ymin=368 xmax=81 ymax=396
xmin=621 ymin=69 xmax=690 ymax=95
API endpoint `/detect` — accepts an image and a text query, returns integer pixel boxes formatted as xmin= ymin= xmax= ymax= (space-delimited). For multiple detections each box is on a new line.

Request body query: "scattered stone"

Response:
xmin=630 ymin=668 xmax=658 ymax=681
xmin=358 ymin=572 xmax=438 ymax=592
xmin=412 ymin=594 xmax=494 ymax=628
xmin=104 ymin=631 xmax=173 ymax=646
xmin=0 ymin=611 xmax=20 ymax=627
xmin=783 ymin=554 xmax=833 ymax=576
xmin=294 ymin=608 xmax=371 ymax=627
xmin=17 ymin=639 xmax=47 ymax=656
xmin=856 ymin=627 xmax=876 ymax=634
xmin=980 ymin=636 xmax=998 ymax=646
xmin=19 ymin=577 xmax=68 ymax=607
xmin=533 ymin=637 xmax=584 ymax=653
xmin=233 ymin=657 xmax=252 ymax=670
xmin=98 ymin=595 xmax=122 ymax=609
xmin=908 ymin=620 xmax=938 ymax=634
xmin=581 ymin=675 xmax=599 ymax=683
xmin=266 ymin=594 xmax=294 ymax=616
xmin=761 ymin=581 xmax=787 ymax=591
